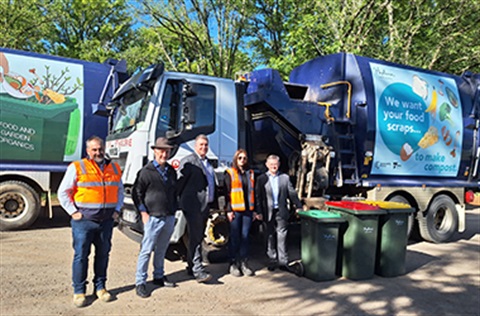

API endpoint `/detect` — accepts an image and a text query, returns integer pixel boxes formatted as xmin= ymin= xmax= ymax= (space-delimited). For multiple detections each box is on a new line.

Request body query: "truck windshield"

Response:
xmin=111 ymin=90 xmax=150 ymax=133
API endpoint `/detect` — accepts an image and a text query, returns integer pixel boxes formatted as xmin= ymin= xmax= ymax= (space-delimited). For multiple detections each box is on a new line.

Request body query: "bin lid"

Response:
xmin=359 ymin=200 xmax=415 ymax=214
xmin=325 ymin=201 xmax=387 ymax=215
xmin=298 ymin=210 xmax=345 ymax=223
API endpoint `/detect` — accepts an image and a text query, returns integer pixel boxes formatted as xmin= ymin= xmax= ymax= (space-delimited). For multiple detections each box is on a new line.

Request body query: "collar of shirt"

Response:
xmin=267 ymin=171 xmax=279 ymax=178
xmin=152 ymin=159 xmax=167 ymax=170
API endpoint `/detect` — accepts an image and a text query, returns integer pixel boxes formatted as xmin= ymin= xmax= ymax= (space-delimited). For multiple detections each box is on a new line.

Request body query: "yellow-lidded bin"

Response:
xmin=360 ymin=200 xmax=414 ymax=277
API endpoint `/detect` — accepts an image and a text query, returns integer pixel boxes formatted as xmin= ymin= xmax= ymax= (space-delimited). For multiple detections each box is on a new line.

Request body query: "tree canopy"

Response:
xmin=2 ymin=0 xmax=479 ymax=77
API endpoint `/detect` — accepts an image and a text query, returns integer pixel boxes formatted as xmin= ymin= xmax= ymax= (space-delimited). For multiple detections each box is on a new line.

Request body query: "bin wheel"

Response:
xmin=0 ymin=181 xmax=41 ymax=231
xmin=418 ymin=195 xmax=458 ymax=243
xmin=289 ymin=261 xmax=304 ymax=277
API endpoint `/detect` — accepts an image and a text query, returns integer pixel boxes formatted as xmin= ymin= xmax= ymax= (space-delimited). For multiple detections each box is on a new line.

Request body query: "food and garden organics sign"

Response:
xmin=370 ymin=63 xmax=462 ymax=177
xmin=0 ymin=52 xmax=84 ymax=162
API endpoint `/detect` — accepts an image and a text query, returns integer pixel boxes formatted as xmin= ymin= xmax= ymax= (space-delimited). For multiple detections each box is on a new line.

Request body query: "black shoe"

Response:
xmin=135 ymin=284 xmax=150 ymax=298
xmin=240 ymin=260 xmax=254 ymax=276
xmin=186 ymin=267 xmax=193 ymax=276
xmin=267 ymin=262 xmax=277 ymax=271
xmin=153 ymin=276 xmax=176 ymax=288
xmin=229 ymin=262 xmax=242 ymax=277
xmin=194 ymin=271 xmax=212 ymax=283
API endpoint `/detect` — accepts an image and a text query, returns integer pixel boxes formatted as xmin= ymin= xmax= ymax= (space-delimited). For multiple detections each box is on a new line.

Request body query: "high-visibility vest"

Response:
xmin=73 ymin=158 xmax=122 ymax=209
xmin=226 ymin=168 xmax=254 ymax=211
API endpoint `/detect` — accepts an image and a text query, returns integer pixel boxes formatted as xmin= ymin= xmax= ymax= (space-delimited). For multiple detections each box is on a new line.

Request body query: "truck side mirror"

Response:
xmin=183 ymin=98 xmax=196 ymax=124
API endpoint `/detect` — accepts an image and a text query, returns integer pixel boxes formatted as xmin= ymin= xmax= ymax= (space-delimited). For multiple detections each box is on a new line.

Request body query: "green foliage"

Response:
xmin=123 ymin=0 xmax=257 ymax=78
xmin=2 ymin=0 xmax=479 ymax=78
xmin=0 ymin=0 xmax=53 ymax=52
xmin=1 ymin=0 xmax=134 ymax=63
xmin=250 ymin=0 xmax=480 ymax=78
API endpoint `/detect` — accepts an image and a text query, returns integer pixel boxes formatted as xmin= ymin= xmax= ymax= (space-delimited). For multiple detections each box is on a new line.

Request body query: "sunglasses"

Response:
xmin=238 ymin=156 xmax=247 ymax=161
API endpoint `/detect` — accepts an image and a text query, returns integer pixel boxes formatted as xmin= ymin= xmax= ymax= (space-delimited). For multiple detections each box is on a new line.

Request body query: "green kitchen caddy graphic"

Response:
xmin=0 ymin=52 xmax=84 ymax=162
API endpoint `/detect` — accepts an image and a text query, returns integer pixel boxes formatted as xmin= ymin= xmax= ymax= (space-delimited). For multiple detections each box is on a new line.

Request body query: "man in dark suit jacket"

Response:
xmin=176 ymin=134 xmax=216 ymax=283
xmin=256 ymin=154 xmax=302 ymax=272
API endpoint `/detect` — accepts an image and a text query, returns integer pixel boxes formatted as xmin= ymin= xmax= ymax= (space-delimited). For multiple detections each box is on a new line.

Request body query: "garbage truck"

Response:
xmin=108 ymin=53 xmax=479 ymax=248
xmin=0 ymin=47 xmax=127 ymax=230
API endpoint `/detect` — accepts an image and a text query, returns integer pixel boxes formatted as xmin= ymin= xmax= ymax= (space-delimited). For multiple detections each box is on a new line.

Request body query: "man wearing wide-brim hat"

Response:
xmin=132 ymin=137 xmax=178 ymax=298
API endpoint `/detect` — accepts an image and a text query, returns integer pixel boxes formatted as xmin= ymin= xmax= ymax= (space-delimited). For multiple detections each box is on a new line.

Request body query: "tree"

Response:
xmin=126 ymin=0 xmax=256 ymax=77
xmin=1 ymin=0 xmax=134 ymax=63
xmin=44 ymin=0 xmax=134 ymax=62
xmin=0 ymin=0 xmax=54 ymax=53
xmin=249 ymin=0 xmax=480 ymax=77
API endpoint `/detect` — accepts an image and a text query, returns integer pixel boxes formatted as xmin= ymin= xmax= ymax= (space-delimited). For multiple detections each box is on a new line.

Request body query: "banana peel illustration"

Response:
xmin=425 ymin=87 xmax=437 ymax=118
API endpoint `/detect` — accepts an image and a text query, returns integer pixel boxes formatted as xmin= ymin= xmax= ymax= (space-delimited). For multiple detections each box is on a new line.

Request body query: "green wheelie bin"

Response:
xmin=325 ymin=201 xmax=386 ymax=280
xmin=298 ymin=210 xmax=346 ymax=281
xmin=360 ymin=201 xmax=414 ymax=277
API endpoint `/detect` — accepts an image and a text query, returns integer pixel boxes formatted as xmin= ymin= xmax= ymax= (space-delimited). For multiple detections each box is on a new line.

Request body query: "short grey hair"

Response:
xmin=266 ymin=154 xmax=280 ymax=163
xmin=195 ymin=134 xmax=209 ymax=144
xmin=86 ymin=135 xmax=104 ymax=148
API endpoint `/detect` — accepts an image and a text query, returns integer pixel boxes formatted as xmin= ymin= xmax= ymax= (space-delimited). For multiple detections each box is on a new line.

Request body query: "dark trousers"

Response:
xmin=70 ymin=218 xmax=114 ymax=294
xmin=266 ymin=210 xmax=289 ymax=266
xmin=183 ymin=209 xmax=209 ymax=275
xmin=229 ymin=210 xmax=253 ymax=262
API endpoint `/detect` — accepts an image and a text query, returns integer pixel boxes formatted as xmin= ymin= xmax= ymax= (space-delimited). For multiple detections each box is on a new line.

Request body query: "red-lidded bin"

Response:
xmin=325 ymin=201 xmax=386 ymax=280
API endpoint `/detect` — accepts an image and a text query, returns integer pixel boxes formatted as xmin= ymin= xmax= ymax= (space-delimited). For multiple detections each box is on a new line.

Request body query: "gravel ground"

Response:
xmin=1 ymin=207 xmax=479 ymax=315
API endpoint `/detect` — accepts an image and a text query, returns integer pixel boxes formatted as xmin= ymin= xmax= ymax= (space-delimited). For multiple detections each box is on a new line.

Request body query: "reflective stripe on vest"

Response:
xmin=73 ymin=159 xmax=122 ymax=209
xmin=226 ymin=168 xmax=254 ymax=211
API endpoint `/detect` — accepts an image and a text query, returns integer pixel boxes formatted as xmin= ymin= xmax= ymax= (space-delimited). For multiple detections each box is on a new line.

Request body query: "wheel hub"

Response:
xmin=0 ymin=193 xmax=25 ymax=218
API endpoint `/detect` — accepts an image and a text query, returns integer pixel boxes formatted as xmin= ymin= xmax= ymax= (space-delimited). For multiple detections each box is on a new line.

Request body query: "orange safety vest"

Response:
xmin=226 ymin=168 xmax=254 ymax=211
xmin=73 ymin=158 xmax=122 ymax=209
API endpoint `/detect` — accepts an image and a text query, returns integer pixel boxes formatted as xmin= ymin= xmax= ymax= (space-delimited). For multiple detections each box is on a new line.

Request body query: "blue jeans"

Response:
xmin=229 ymin=211 xmax=253 ymax=262
xmin=71 ymin=218 xmax=114 ymax=294
xmin=135 ymin=215 xmax=175 ymax=285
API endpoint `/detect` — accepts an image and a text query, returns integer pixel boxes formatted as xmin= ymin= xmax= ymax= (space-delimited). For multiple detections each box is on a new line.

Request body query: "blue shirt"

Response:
xmin=268 ymin=172 xmax=279 ymax=209
xmin=197 ymin=153 xmax=215 ymax=203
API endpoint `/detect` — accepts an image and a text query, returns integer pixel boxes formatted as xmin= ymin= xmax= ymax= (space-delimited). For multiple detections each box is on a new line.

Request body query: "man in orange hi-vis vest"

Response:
xmin=58 ymin=136 xmax=124 ymax=308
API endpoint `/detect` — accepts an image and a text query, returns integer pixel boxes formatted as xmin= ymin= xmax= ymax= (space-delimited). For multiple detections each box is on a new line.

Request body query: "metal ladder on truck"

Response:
xmin=320 ymin=81 xmax=359 ymax=187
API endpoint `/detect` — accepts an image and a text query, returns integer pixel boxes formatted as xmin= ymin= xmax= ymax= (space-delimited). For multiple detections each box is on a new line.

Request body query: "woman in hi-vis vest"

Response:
xmin=224 ymin=149 xmax=262 ymax=277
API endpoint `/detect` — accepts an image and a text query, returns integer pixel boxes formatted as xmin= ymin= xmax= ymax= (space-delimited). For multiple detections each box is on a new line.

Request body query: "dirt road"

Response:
xmin=1 ymin=207 xmax=479 ymax=315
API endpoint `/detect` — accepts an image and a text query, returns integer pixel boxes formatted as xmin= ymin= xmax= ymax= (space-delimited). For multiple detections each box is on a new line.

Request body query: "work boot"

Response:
xmin=240 ymin=260 xmax=254 ymax=276
xmin=136 ymin=284 xmax=150 ymax=298
xmin=229 ymin=261 xmax=242 ymax=277
xmin=95 ymin=289 xmax=113 ymax=302
xmin=73 ymin=293 xmax=87 ymax=307
xmin=194 ymin=271 xmax=212 ymax=283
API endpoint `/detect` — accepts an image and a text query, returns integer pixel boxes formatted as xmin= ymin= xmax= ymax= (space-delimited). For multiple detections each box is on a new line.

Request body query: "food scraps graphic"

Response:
xmin=371 ymin=63 xmax=463 ymax=177
xmin=0 ymin=52 xmax=83 ymax=104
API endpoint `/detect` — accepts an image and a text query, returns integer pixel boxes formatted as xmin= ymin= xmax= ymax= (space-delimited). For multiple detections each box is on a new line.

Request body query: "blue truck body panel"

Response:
xmin=246 ymin=53 xmax=479 ymax=188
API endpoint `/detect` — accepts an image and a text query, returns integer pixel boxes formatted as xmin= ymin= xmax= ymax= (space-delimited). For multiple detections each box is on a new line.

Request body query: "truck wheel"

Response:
xmin=0 ymin=181 xmax=41 ymax=231
xmin=418 ymin=195 xmax=458 ymax=243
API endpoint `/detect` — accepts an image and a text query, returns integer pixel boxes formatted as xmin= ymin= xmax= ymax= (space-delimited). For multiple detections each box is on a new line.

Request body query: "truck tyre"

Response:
xmin=0 ymin=181 xmax=41 ymax=231
xmin=387 ymin=194 xmax=420 ymax=241
xmin=418 ymin=195 xmax=458 ymax=243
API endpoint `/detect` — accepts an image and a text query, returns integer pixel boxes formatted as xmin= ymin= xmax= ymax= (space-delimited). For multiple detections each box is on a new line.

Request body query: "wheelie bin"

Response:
xmin=298 ymin=210 xmax=346 ymax=281
xmin=360 ymin=201 xmax=414 ymax=277
xmin=325 ymin=201 xmax=386 ymax=280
